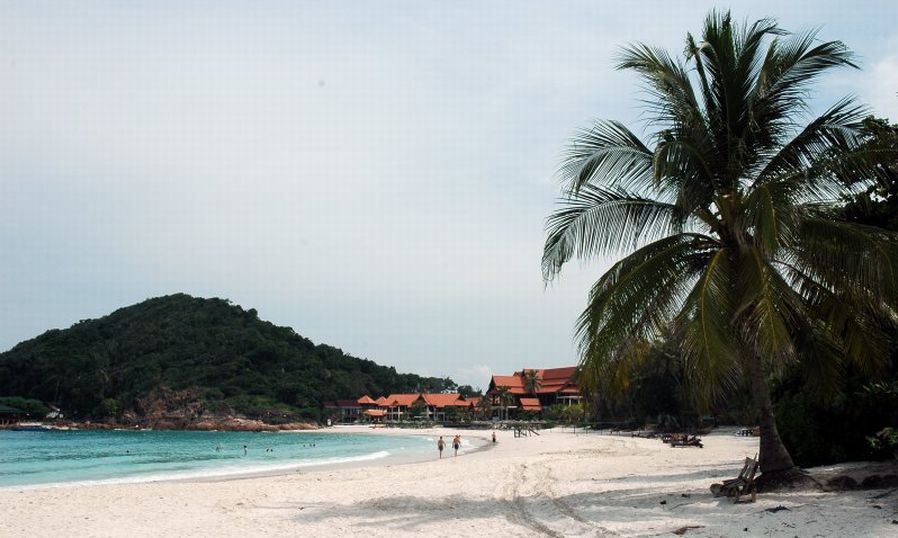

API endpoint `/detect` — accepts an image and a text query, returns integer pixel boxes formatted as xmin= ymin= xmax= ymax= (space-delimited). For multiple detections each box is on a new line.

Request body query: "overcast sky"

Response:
xmin=2 ymin=1 xmax=897 ymax=389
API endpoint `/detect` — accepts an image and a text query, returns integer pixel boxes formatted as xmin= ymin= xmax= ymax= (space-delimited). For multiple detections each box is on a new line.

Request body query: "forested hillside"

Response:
xmin=0 ymin=294 xmax=455 ymax=421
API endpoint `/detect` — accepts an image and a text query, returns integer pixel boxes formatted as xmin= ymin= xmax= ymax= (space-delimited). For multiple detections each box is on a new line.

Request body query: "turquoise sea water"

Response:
xmin=0 ymin=429 xmax=431 ymax=488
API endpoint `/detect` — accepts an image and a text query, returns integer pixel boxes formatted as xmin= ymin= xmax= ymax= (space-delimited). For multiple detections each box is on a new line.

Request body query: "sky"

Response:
xmin=2 ymin=1 xmax=897 ymax=390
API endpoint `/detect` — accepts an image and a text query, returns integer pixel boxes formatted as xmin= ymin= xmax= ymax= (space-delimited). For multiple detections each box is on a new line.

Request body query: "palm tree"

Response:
xmin=543 ymin=11 xmax=898 ymax=483
xmin=475 ymin=396 xmax=492 ymax=420
xmin=494 ymin=386 xmax=513 ymax=421
xmin=522 ymin=369 xmax=542 ymax=396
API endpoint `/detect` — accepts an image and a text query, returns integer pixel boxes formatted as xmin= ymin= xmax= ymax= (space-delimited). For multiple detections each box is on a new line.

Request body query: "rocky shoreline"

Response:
xmin=1 ymin=416 xmax=319 ymax=432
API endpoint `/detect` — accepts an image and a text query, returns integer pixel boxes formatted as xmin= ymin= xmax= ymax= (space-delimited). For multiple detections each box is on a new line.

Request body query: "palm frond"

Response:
xmin=577 ymin=234 xmax=717 ymax=395
xmin=616 ymin=43 xmax=704 ymax=130
xmin=686 ymin=12 xmax=788 ymax=189
xmin=560 ymin=121 xmax=654 ymax=193
xmin=543 ymin=185 xmax=691 ymax=279
xmin=773 ymin=255 xmax=891 ymax=385
xmin=742 ymin=180 xmax=801 ymax=253
xmin=792 ymin=217 xmax=898 ymax=304
xmin=754 ymin=29 xmax=856 ymax=129
xmin=652 ymin=138 xmax=717 ymax=211
xmin=790 ymin=315 xmax=846 ymax=396
xmin=735 ymin=248 xmax=797 ymax=362
xmin=679 ymin=247 xmax=741 ymax=408
xmin=755 ymin=98 xmax=869 ymax=185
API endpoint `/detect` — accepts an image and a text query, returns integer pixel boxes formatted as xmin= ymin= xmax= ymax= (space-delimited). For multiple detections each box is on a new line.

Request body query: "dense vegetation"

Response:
xmin=771 ymin=116 xmax=898 ymax=465
xmin=586 ymin=117 xmax=898 ymax=466
xmin=0 ymin=294 xmax=457 ymax=421
xmin=544 ymin=10 xmax=898 ymax=480
xmin=0 ymin=396 xmax=49 ymax=418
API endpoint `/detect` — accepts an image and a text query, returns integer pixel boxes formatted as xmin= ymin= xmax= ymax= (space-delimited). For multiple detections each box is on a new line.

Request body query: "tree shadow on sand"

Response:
xmin=270 ymin=477 xmax=898 ymax=536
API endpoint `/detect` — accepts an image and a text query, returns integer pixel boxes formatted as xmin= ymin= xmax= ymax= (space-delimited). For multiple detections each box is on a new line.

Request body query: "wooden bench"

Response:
xmin=710 ymin=455 xmax=759 ymax=503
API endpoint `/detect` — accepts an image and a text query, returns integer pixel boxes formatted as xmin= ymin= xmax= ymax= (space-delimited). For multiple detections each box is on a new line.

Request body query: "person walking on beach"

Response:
xmin=452 ymin=435 xmax=461 ymax=457
xmin=492 ymin=431 xmax=496 ymax=444
xmin=437 ymin=436 xmax=445 ymax=459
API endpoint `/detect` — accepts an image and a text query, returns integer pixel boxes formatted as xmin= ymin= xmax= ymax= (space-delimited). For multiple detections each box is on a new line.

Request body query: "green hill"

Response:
xmin=0 ymin=294 xmax=455 ymax=422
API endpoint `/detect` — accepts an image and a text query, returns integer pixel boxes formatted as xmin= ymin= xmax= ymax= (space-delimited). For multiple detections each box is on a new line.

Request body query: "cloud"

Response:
xmin=2 ymin=1 xmax=897 ymax=383
xmin=454 ymin=364 xmax=494 ymax=391
xmin=863 ymin=56 xmax=898 ymax=121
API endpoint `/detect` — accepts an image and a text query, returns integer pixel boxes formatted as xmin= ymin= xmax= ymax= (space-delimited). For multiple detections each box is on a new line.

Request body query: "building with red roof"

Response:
xmin=463 ymin=396 xmax=482 ymax=408
xmin=362 ymin=409 xmax=386 ymax=422
xmin=486 ymin=366 xmax=581 ymax=417
xmin=378 ymin=394 xmax=419 ymax=420
xmin=326 ymin=392 xmax=482 ymax=423
xmin=323 ymin=399 xmax=362 ymax=424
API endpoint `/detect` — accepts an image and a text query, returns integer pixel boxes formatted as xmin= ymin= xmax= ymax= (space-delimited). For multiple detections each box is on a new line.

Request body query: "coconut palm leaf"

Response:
xmin=542 ymin=185 xmax=691 ymax=278
xmin=561 ymin=121 xmax=654 ymax=193
xmin=678 ymin=248 xmax=741 ymax=405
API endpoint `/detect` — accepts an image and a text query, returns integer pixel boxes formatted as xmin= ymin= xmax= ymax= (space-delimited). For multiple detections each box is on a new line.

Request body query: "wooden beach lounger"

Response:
xmin=670 ymin=434 xmax=703 ymax=448
xmin=710 ymin=455 xmax=759 ymax=503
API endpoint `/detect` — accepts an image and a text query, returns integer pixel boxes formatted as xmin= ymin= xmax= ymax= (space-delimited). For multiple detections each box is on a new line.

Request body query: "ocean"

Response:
xmin=0 ymin=429 xmax=432 ymax=488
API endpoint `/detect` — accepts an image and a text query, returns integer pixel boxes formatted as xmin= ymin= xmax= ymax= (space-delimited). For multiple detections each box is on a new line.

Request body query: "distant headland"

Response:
xmin=0 ymin=294 xmax=461 ymax=429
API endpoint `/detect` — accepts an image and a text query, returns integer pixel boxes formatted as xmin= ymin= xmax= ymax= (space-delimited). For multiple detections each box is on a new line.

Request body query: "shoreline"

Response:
xmin=189 ymin=426 xmax=494 ymax=486
xmin=3 ymin=429 xmax=896 ymax=537
xmin=0 ymin=426 xmax=494 ymax=492
xmin=0 ymin=418 xmax=320 ymax=433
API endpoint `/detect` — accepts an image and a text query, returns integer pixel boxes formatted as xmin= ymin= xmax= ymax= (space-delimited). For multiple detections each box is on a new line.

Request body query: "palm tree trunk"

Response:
xmin=745 ymin=351 xmax=795 ymax=474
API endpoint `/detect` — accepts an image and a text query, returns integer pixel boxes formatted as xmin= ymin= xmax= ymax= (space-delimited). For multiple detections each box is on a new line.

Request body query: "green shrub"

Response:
xmin=0 ymin=396 xmax=49 ymax=417
xmin=776 ymin=381 xmax=898 ymax=467
xmin=543 ymin=404 xmax=566 ymax=421
xmin=868 ymin=427 xmax=898 ymax=459
xmin=93 ymin=398 xmax=120 ymax=418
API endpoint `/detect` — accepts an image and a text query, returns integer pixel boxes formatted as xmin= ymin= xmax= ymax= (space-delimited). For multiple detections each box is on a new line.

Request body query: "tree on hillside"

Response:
xmin=543 ymin=11 xmax=898 ymax=486
xmin=0 ymin=294 xmax=458 ymax=422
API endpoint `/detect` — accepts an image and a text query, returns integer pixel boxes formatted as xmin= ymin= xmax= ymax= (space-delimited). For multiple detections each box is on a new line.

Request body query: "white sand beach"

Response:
xmin=1 ymin=427 xmax=896 ymax=537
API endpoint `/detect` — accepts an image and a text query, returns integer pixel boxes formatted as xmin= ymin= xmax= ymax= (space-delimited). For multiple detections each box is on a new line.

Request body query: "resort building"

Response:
xmin=420 ymin=393 xmax=480 ymax=422
xmin=326 ymin=369 xmax=578 ymax=424
xmin=325 ymin=393 xmax=480 ymax=423
xmin=486 ymin=366 xmax=581 ymax=416
xmin=322 ymin=399 xmax=362 ymax=424
xmin=379 ymin=393 xmax=420 ymax=421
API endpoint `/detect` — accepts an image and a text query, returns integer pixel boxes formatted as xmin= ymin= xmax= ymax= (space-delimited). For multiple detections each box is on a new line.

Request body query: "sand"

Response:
xmin=1 ymin=426 xmax=896 ymax=537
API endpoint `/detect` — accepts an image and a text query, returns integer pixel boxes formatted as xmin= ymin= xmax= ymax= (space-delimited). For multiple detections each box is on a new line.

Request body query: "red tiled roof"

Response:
xmin=535 ymin=366 xmax=579 ymax=393
xmin=539 ymin=366 xmax=578 ymax=380
xmin=519 ymin=397 xmax=542 ymax=411
xmin=463 ymin=396 xmax=482 ymax=407
xmin=422 ymin=393 xmax=464 ymax=408
xmin=366 ymin=393 xmax=488 ymax=409
xmin=495 ymin=367 xmax=579 ymax=395
xmin=383 ymin=394 xmax=421 ymax=407
xmin=363 ymin=409 xmax=386 ymax=417
xmin=490 ymin=375 xmax=527 ymax=394
xmin=357 ymin=395 xmax=376 ymax=405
